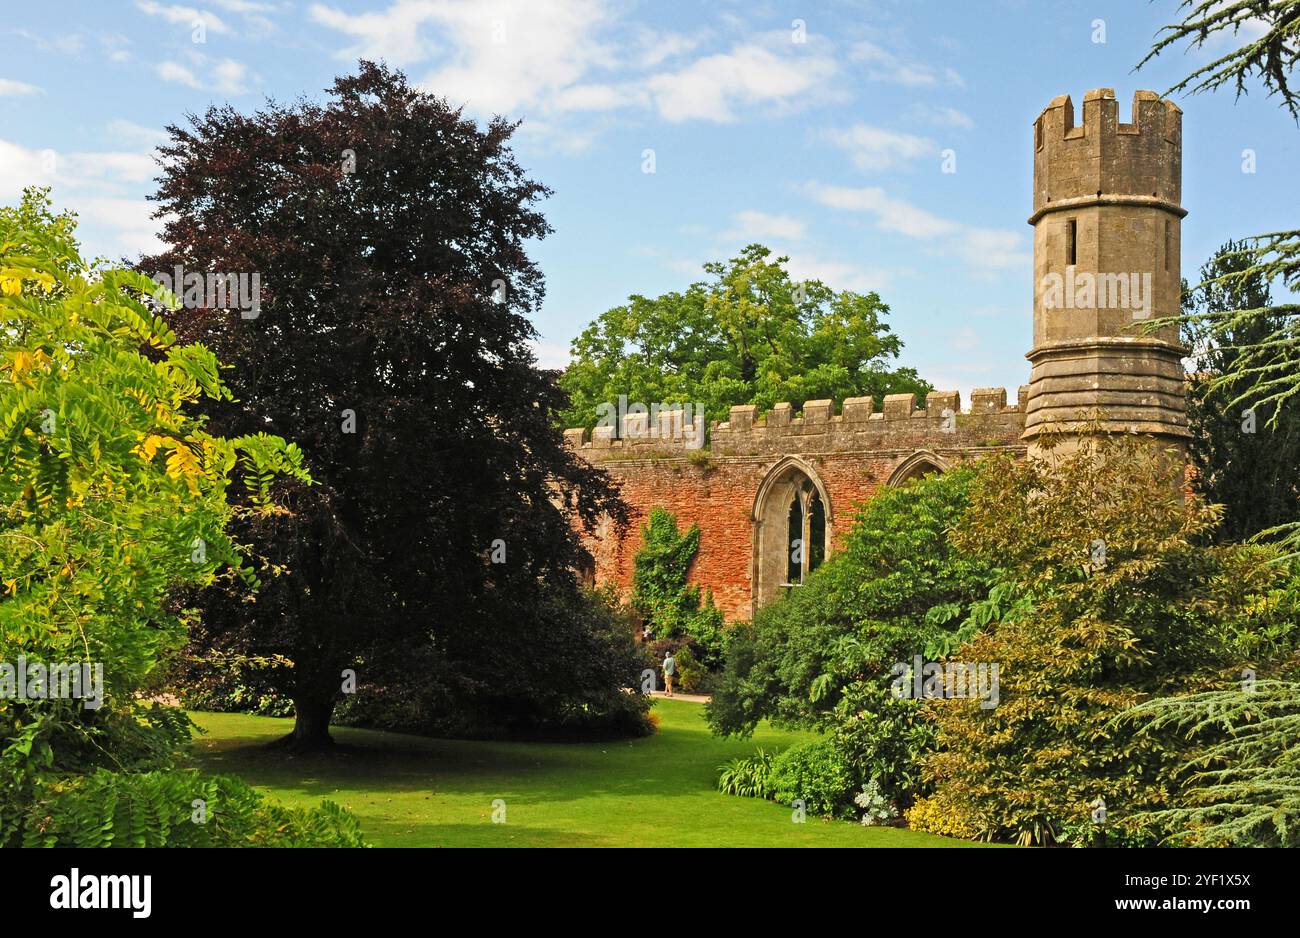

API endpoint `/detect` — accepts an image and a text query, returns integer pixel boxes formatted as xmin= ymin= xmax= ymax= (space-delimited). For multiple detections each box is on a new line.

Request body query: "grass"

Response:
xmin=189 ymin=699 xmax=988 ymax=847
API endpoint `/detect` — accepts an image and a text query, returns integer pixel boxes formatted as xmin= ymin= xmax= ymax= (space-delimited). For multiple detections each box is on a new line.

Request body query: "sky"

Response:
xmin=2 ymin=0 xmax=1297 ymax=404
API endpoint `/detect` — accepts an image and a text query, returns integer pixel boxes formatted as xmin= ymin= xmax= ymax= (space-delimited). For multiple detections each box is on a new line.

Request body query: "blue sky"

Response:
xmin=3 ymin=0 xmax=1297 ymax=402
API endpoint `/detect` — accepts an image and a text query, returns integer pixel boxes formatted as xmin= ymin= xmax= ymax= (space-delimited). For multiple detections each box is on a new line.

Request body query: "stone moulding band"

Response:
xmin=1024 ymin=335 xmax=1191 ymax=357
xmin=1027 ymin=193 xmax=1188 ymax=226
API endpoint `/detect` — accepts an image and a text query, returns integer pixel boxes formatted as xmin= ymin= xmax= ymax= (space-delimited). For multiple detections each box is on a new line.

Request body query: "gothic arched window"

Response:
xmin=753 ymin=459 xmax=833 ymax=614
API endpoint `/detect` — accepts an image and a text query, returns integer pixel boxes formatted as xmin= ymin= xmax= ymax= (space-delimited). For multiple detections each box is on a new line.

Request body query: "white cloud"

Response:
xmin=0 ymin=137 xmax=167 ymax=259
xmin=136 ymin=1 xmax=231 ymax=34
xmin=529 ymin=339 xmax=572 ymax=370
xmin=156 ymin=54 xmax=252 ymax=94
xmin=803 ymin=182 xmax=1027 ymax=274
xmin=651 ymin=241 xmax=898 ymax=293
xmin=782 ymin=253 xmax=903 ymax=292
xmin=311 ymin=0 xmax=619 ymax=115
xmin=700 ymin=215 xmax=901 ymax=293
xmin=102 ymin=34 xmax=135 ymax=65
xmin=64 ymin=152 xmax=159 ymax=186
xmin=0 ymin=79 xmax=41 ymax=96
xmin=311 ymin=2 xmax=839 ymax=127
xmin=106 ymin=119 xmax=170 ymax=149
xmin=158 ymin=61 xmax=202 ymax=89
xmin=804 ymin=183 xmax=959 ymax=238
xmin=512 ymin=119 xmax=604 ymax=155
xmin=211 ymin=59 xmax=250 ymax=94
xmin=849 ymin=40 xmax=962 ymax=87
xmin=909 ymin=104 xmax=974 ymax=129
xmin=630 ymin=27 xmax=706 ymax=68
xmin=13 ymin=29 xmax=86 ymax=56
xmin=309 ymin=0 xmax=444 ymax=66
xmin=722 ymin=210 xmax=807 ymax=243
xmin=0 ymin=139 xmax=51 ymax=197
xmin=551 ymin=83 xmax=635 ymax=113
xmin=212 ymin=0 xmax=274 ymax=12
xmin=647 ymin=41 xmax=837 ymax=122
xmin=75 ymin=197 xmax=169 ymax=258
xmin=958 ymin=227 xmax=1030 ymax=271
xmin=826 ymin=123 xmax=934 ymax=172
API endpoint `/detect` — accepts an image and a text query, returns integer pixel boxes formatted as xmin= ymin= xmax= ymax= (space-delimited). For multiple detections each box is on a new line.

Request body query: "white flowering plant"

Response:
xmin=855 ymin=779 xmax=899 ymax=827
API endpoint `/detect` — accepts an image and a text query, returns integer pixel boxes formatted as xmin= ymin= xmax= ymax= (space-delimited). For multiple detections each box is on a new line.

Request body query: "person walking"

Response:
xmin=662 ymin=650 xmax=676 ymax=697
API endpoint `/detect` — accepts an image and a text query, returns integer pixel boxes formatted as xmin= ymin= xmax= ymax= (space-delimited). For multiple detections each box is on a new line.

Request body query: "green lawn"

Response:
xmin=189 ymin=699 xmax=986 ymax=847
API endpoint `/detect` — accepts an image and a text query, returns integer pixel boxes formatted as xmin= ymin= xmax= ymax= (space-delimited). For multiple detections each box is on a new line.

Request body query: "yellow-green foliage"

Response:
xmin=0 ymin=190 xmax=368 ymax=848
xmin=921 ymin=433 xmax=1294 ymax=846
xmin=905 ymin=796 xmax=980 ymax=840
xmin=0 ymin=188 xmax=310 ymax=701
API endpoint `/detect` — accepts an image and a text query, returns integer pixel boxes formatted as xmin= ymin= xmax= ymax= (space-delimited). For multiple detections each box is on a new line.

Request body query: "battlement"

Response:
xmin=564 ymin=388 xmax=1029 ymax=461
xmin=1032 ymin=89 xmax=1182 ymax=221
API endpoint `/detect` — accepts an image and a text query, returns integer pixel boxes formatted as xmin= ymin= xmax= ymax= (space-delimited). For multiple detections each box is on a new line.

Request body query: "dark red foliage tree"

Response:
xmin=141 ymin=62 xmax=629 ymax=749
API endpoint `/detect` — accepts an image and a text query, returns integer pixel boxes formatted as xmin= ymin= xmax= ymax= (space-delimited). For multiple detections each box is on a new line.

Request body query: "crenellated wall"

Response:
xmin=565 ymin=387 xmax=1028 ymax=461
xmin=564 ymin=86 xmax=1190 ymax=622
xmin=566 ymin=390 xmax=1028 ymax=621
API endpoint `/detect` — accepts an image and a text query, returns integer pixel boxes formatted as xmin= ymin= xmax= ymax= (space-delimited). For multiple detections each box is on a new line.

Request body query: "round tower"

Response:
xmin=1023 ymin=88 xmax=1190 ymax=456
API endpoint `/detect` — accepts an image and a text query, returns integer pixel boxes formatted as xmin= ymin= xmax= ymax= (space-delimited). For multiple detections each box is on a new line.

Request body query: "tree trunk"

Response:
xmin=270 ymin=697 xmax=336 ymax=751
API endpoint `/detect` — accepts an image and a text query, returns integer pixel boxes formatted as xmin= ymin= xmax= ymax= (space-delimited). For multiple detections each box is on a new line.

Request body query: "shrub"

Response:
xmin=922 ymin=433 xmax=1297 ymax=845
xmin=0 ymin=189 xmax=308 ymax=699
xmin=828 ymin=682 xmax=935 ymax=808
xmin=854 ymin=779 xmax=899 ymax=826
xmin=707 ymin=466 xmax=995 ymax=810
xmin=768 ymin=738 xmax=857 ymax=819
xmin=716 ymin=748 xmax=778 ymax=799
xmin=333 ymin=585 xmax=654 ymax=741
xmin=708 ymin=465 xmax=995 ymax=738
xmin=673 ymin=645 xmax=704 ymax=693
xmin=8 ymin=768 xmax=366 ymax=848
xmin=159 ymin=651 xmax=295 ymax=718
xmin=905 ymin=796 xmax=980 ymax=840
xmin=648 ymin=635 xmax=722 ymax=695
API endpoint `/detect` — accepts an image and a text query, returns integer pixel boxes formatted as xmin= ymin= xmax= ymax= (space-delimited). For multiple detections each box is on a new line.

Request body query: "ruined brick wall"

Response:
xmin=568 ymin=388 xmax=1029 ymax=622
xmin=562 ymin=88 xmax=1192 ymax=621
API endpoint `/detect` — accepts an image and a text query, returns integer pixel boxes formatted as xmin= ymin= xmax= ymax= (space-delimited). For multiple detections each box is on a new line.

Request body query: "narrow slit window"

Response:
xmin=1164 ymin=220 xmax=1172 ymax=270
xmin=807 ymin=490 xmax=825 ymax=574
xmin=1066 ymin=219 xmax=1077 ymax=266
xmin=786 ymin=494 xmax=802 ymax=585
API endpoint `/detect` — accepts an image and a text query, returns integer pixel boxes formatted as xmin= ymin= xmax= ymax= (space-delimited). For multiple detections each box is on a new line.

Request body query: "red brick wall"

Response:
xmin=583 ymin=451 xmax=973 ymax=622
xmin=569 ymin=392 xmax=1030 ymax=622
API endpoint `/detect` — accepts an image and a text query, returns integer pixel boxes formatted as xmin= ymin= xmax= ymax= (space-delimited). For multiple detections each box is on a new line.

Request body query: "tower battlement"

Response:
xmin=565 ymin=389 xmax=1028 ymax=461
xmin=1024 ymin=88 xmax=1189 ymax=449
xmin=1032 ymin=89 xmax=1182 ymax=222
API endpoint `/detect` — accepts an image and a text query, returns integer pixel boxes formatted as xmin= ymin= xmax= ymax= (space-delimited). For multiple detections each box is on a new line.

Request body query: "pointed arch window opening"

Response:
xmin=784 ymin=481 xmax=826 ymax=588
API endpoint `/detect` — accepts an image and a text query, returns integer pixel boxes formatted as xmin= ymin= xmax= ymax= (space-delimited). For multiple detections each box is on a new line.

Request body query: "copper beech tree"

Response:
xmin=141 ymin=62 xmax=630 ymax=749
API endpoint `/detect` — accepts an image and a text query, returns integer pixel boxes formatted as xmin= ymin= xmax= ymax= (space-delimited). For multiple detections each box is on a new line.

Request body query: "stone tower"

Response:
xmin=1023 ymin=89 xmax=1190 ymax=456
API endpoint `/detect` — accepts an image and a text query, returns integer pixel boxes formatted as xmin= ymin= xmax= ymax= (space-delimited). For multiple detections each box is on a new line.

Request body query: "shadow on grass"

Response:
xmin=190 ymin=706 xmax=776 ymax=805
xmin=358 ymin=823 xmax=608 ymax=848
xmin=187 ymin=706 xmax=996 ymax=847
